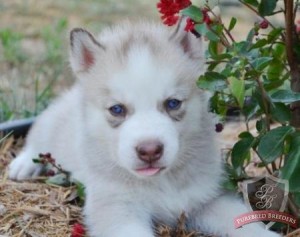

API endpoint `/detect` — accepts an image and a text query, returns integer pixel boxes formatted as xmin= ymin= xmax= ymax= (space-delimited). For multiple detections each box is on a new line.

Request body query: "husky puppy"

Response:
xmin=9 ymin=20 xmax=280 ymax=237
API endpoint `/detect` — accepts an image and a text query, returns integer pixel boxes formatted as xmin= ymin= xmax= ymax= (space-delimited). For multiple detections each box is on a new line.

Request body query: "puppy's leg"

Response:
xmin=9 ymin=148 xmax=43 ymax=180
xmin=84 ymin=196 xmax=155 ymax=237
xmin=195 ymin=194 xmax=281 ymax=237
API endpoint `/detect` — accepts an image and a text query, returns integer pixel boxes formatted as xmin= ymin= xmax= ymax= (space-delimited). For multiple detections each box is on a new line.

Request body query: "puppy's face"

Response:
xmin=69 ymin=21 xmax=206 ymax=178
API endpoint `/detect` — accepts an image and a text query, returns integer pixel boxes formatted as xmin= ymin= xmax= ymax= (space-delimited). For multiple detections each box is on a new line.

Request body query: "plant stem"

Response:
xmin=255 ymin=78 xmax=271 ymax=131
xmin=285 ymin=0 xmax=295 ymax=68
xmin=271 ymin=162 xmax=277 ymax=172
xmin=284 ymin=0 xmax=300 ymax=128
xmin=254 ymin=150 xmax=272 ymax=175
xmin=293 ymin=0 xmax=299 ymax=22
xmin=279 ymin=155 xmax=284 ymax=168
xmin=239 ymin=0 xmax=277 ymax=29
xmin=207 ymin=5 xmax=236 ymax=44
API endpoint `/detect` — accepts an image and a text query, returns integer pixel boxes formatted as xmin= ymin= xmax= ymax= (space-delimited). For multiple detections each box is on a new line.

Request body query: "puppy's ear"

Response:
xmin=169 ymin=17 xmax=204 ymax=60
xmin=70 ymin=28 xmax=105 ymax=73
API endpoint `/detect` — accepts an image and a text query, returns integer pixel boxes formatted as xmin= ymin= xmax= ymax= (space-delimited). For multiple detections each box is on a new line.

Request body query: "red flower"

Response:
xmin=157 ymin=0 xmax=191 ymax=26
xmin=71 ymin=223 xmax=85 ymax=237
xmin=202 ymin=8 xmax=212 ymax=25
xmin=176 ymin=0 xmax=191 ymax=9
xmin=184 ymin=18 xmax=195 ymax=32
xmin=163 ymin=15 xmax=180 ymax=26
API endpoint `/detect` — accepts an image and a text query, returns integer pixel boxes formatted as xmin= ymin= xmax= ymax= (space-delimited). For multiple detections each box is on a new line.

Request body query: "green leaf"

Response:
xmin=272 ymin=43 xmax=285 ymax=59
xmin=258 ymin=126 xmax=295 ymax=163
xmin=256 ymin=119 xmax=267 ymax=133
xmin=228 ymin=76 xmax=245 ymax=107
xmin=243 ymin=103 xmax=260 ymax=121
xmin=267 ymin=59 xmax=285 ymax=81
xmin=208 ymin=41 xmax=218 ymax=58
xmin=208 ymin=41 xmax=231 ymax=60
xmin=270 ymin=102 xmax=291 ymax=124
xmin=242 ymin=0 xmax=259 ymax=7
xmin=222 ymin=178 xmax=238 ymax=191
xmin=258 ymin=0 xmax=278 ymax=16
xmin=292 ymin=192 xmax=300 ymax=207
xmin=246 ymin=28 xmax=256 ymax=43
xmin=267 ymin=28 xmax=283 ymax=43
xmin=270 ymin=90 xmax=300 ymax=103
xmin=281 ymin=132 xmax=300 ymax=192
xmin=207 ymin=61 xmax=220 ymax=71
xmin=208 ymin=93 xmax=227 ymax=116
xmin=32 ymin=158 xmax=42 ymax=164
xmin=181 ymin=6 xmax=203 ymax=22
xmin=231 ymin=137 xmax=255 ymax=172
xmin=251 ymin=57 xmax=273 ymax=71
xmin=228 ymin=17 xmax=237 ymax=31
xmin=75 ymin=181 xmax=86 ymax=202
xmin=197 ymin=72 xmax=227 ymax=92
xmin=46 ymin=173 xmax=72 ymax=187
xmin=250 ymin=39 xmax=268 ymax=50
xmin=238 ymin=131 xmax=254 ymax=139
xmin=264 ymin=80 xmax=284 ymax=91
xmin=194 ymin=23 xmax=219 ymax=42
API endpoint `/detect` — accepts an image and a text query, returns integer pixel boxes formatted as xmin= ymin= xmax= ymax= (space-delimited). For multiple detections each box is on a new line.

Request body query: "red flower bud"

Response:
xmin=71 ymin=223 xmax=85 ymax=237
xmin=46 ymin=169 xmax=55 ymax=177
xmin=215 ymin=123 xmax=224 ymax=133
xmin=259 ymin=19 xmax=269 ymax=29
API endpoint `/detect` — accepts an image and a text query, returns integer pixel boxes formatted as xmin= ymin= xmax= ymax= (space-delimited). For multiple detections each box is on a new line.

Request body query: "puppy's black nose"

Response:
xmin=136 ymin=141 xmax=164 ymax=163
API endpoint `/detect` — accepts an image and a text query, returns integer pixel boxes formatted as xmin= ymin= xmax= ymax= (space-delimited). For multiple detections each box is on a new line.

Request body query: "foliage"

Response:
xmin=159 ymin=0 xmax=300 ymax=224
xmin=33 ymin=153 xmax=85 ymax=204
xmin=0 ymin=18 xmax=69 ymax=123
xmin=0 ymin=29 xmax=26 ymax=64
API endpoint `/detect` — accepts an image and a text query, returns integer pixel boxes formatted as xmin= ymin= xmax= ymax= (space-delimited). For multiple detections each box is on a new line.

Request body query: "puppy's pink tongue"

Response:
xmin=136 ymin=167 xmax=161 ymax=176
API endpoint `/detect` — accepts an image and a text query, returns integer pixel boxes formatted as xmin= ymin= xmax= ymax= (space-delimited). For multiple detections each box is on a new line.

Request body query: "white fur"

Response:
xmin=9 ymin=20 xmax=280 ymax=237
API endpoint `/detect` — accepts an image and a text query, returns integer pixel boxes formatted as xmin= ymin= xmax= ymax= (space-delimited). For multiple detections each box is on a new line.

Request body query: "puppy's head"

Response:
xmin=69 ymin=20 xmax=209 ymax=178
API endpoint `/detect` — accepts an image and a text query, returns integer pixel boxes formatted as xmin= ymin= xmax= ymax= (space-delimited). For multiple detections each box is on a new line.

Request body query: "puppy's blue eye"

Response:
xmin=109 ymin=104 xmax=126 ymax=116
xmin=165 ymin=99 xmax=182 ymax=110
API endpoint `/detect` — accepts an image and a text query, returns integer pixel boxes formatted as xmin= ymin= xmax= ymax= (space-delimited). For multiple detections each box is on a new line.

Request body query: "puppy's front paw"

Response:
xmin=9 ymin=151 xmax=43 ymax=180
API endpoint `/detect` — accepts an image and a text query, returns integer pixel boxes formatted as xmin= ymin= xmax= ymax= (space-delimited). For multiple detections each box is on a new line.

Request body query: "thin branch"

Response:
xmin=271 ymin=161 xmax=277 ymax=172
xmin=206 ymin=4 xmax=236 ymax=44
xmin=255 ymin=78 xmax=271 ymax=131
xmin=254 ymin=150 xmax=273 ymax=175
xmin=293 ymin=0 xmax=299 ymax=22
xmin=279 ymin=155 xmax=284 ymax=168
xmin=239 ymin=0 xmax=277 ymax=30
xmin=284 ymin=0 xmax=295 ymax=68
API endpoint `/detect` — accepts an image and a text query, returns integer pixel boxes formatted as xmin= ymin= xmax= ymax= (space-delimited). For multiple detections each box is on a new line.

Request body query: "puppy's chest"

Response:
xmin=144 ymin=183 xmax=205 ymax=222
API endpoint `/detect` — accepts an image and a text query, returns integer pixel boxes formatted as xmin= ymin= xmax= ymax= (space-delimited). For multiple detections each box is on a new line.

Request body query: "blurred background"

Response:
xmin=0 ymin=0 xmax=270 ymax=123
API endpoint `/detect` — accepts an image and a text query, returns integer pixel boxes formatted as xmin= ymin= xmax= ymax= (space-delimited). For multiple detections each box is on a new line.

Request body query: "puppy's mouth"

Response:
xmin=135 ymin=166 xmax=166 ymax=177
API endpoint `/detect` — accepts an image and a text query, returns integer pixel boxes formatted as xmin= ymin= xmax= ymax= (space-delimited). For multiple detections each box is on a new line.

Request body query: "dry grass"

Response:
xmin=0 ymin=137 xmax=81 ymax=236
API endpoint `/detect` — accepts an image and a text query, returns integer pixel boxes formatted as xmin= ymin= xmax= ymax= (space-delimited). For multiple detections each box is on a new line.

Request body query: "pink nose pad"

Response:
xmin=136 ymin=141 xmax=164 ymax=164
